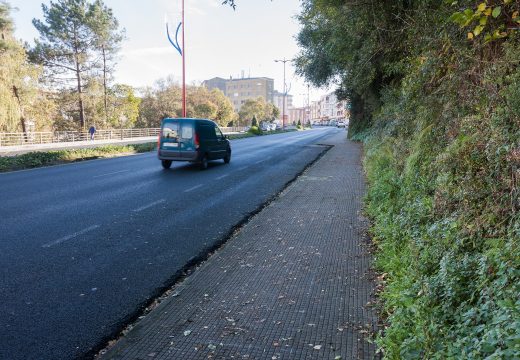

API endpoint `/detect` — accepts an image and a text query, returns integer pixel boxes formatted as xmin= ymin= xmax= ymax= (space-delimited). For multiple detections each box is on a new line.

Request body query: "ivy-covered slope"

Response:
xmin=296 ymin=1 xmax=519 ymax=358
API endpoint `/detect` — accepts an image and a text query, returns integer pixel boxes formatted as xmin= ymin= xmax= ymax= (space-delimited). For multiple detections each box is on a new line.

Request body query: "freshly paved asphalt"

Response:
xmin=0 ymin=127 xmax=341 ymax=360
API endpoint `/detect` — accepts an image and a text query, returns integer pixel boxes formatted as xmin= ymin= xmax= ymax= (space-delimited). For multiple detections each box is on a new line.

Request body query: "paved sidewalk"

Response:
xmin=100 ymin=132 xmax=379 ymax=360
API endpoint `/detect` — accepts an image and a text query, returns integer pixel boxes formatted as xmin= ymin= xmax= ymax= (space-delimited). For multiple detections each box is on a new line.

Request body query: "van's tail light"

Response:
xmin=194 ymin=132 xmax=200 ymax=149
xmin=157 ymin=134 xmax=161 ymax=150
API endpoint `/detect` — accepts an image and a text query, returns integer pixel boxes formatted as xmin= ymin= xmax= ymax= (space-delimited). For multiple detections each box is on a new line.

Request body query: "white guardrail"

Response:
xmin=0 ymin=127 xmax=247 ymax=147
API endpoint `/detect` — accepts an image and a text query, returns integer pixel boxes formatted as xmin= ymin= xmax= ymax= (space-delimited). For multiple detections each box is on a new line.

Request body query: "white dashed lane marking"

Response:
xmin=133 ymin=199 xmax=166 ymax=213
xmin=42 ymin=225 xmax=100 ymax=248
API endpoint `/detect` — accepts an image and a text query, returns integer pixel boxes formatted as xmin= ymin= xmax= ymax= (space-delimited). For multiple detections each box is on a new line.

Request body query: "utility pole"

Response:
xmin=274 ymin=58 xmax=292 ymax=129
xmin=181 ymin=0 xmax=186 ymax=117
xmin=307 ymin=84 xmax=310 ymax=127
xmin=166 ymin=0 xmax=186 ymax=117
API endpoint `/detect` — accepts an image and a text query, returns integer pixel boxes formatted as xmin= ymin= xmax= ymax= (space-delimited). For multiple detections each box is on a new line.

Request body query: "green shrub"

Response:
xmin=248 ymin=126 xmax=262 ymax=135
xmin=0 ymin=143 xmax=156 ymax=172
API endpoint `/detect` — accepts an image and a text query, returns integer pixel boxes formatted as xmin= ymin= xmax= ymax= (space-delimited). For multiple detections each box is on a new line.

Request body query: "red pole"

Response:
xmin=182 ymin=0 xmax=186 ymax=117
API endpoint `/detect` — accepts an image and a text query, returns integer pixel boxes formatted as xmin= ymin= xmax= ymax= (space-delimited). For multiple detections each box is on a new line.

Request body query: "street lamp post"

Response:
xmin=299 ymin=85 xmax=311 ymax=128
xmin=274 ymin=58 xmax=292 ymax=130
xmin=181 ymin=0 xmax=186 ymax=117
xmin=307 ymin=84 xmax=310 ymax=127
xmin=166 ymin=0 xmax=186 ymax=117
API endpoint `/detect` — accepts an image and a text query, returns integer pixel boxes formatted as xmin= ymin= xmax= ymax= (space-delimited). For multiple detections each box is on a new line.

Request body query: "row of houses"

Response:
xmin=202 ymin=76 xmax=348 ymax=124
xmin=288 ymin=92 xmax=349 ymax=125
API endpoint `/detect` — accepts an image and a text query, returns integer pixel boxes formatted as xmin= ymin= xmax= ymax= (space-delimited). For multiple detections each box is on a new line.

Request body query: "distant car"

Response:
xmin=337 ymin=121 xmax=346 ymax=128
xmin=260 ymin=123 xmax=271 ymax=131
xmin=269 ymin=123 xmax=277 ymax=131
xmin=275 ymin=123 xmax=282 ymax=130
xmin=158 ymin=118 xmax=231 ymax=170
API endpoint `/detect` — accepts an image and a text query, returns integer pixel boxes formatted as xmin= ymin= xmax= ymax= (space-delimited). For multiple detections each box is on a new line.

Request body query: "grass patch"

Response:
xmin=0 ymin=143 xmax=156 ymax=172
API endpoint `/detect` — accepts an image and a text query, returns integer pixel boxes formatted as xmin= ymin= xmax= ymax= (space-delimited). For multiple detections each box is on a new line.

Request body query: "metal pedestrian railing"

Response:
xmin=0 ymin=127 xmax=247 ymax=147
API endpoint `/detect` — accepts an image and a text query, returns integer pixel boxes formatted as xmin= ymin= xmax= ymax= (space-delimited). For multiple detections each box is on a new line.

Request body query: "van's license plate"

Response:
xmin=163 ymin=143 xmax=179 ymax=147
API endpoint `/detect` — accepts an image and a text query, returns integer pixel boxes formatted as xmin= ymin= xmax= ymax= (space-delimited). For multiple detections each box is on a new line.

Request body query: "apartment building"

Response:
xmin=317 ymin=92 xmax=349 ymax=121
xmin=203 ymin=76 xmax=274 ymax=112
xmin=272 ymin=90 xmax=293 ymax=115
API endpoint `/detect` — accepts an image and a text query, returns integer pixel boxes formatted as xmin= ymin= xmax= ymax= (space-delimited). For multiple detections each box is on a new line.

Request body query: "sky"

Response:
xmin=8 ymin=0 xmax=330 ymax=107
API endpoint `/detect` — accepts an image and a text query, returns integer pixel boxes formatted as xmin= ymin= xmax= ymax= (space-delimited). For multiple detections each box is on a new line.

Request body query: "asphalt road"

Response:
xmin=0 ymin=127 xmax=342 ymax=360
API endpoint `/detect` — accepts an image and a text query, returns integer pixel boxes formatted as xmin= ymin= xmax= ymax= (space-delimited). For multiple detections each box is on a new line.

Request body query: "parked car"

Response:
xmin=337 ymin=121 xmax=346 ymax=128
xmin=269 ymin=123 xmax=277 ymax=131
xmin=260 ymin=122 xmax=271 ymax=131
xmin=158 ymin=118 xmax=231 ymax=170
xmin=275 ymin=123 xmax=282 ymax=130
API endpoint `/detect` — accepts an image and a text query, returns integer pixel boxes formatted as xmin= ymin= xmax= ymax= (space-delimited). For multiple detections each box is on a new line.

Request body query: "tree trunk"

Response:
xmin=73 ymin=28 xmax=86 ymax=129
xmin=75 ymin=61 xmax=85 ymax=129
xmin=102 ymin=44 xmax=108 ymax=126
xmin=12 ymin=85 xmax=27 ymax=137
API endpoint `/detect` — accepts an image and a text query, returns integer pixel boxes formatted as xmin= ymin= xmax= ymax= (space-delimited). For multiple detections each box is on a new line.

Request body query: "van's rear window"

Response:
xmin=162 ymin=122 xmax=179 ymax=139
xmin=181 ymin=126 xmax=193 ymax=139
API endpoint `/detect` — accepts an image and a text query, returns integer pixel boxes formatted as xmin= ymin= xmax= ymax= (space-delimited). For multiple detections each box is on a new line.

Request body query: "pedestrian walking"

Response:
xmin=88 ymin=125 xmax=96 ymax=140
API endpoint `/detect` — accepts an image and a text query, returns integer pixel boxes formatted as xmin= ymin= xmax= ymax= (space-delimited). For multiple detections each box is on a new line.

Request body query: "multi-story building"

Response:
xmin=288 ymin=107 xmax=307 ymax=125
xmin=203 ymin=76 xmax=274 ymax=112
xmin=310 ymin=100 xmax=321 ymax=122
xmin=317 ymin=92 xmax=349 ymax=121
xmin=273 ymin=90 xmax=293 ymax=117
xmin=201 ymin=77 xmax=227 ymax=94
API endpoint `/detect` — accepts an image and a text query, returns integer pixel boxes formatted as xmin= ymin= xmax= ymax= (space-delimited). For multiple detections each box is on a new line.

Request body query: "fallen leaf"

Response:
xmin=183 ymin=330 xmax=191 ymax=336
xmin=313 ymin=345 xmax=322 ymax=350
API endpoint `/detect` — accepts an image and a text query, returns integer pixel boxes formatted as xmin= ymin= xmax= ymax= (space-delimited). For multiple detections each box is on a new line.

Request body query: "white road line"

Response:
xmin=93 ymin=169 xmax=130 ymax=178
xmin=215 ymin=174 xmax=229 ymax=180
xmin=42 ymin=225 xmax=100 ymax=248
xmin=133 ymin=199 xmax=166 ymax=212
xmin=184 ymin=184 xmax=203 ymax=193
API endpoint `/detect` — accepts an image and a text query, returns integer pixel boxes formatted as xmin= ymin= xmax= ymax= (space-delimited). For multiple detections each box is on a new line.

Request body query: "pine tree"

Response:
xmin=89 ymin=0 xmax=124 ymax=126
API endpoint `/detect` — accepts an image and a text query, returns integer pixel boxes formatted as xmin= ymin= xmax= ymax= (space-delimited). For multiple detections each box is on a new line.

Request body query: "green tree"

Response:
xmin=209 ymin=88 xmax=236 ymax=126
xmin=238 ymin=96 xmax=277 ymax=125
xmin=31 ymin=0 xmax=111 ymax=128
xmin=0 ymin=1 xmax=55 ymax=133
xmin=89 ymin=0 xmax=124 ymax=124
xmin=136 ymin=79 xmax=237 ymax=128
xmin=109 ymin=84 xmax=140 ymax=128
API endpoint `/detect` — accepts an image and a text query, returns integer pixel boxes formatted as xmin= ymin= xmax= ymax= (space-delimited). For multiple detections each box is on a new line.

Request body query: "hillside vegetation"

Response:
xmin=296 ymin=1 xmax=519 ymax=358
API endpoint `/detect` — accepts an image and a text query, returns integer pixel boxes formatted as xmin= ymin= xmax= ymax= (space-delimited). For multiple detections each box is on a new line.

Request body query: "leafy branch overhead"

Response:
xmin=448 ymin=0 xmax=520 ymax=41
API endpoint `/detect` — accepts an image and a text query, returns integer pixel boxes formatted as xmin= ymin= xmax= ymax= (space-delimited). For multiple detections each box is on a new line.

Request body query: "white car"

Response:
xmin=337 ymin=121 xmax=346 ymax=128
xmin=260 ymin=123 xmax=271 ymax=131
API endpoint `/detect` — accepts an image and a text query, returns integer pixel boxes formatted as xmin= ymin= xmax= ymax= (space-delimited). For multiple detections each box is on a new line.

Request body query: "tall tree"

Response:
xmin=0 ymin=1 xmax=55 ymax=133
xmin=89 ymin=0 xmax=124 ymax=125
xmin=238 ymin=97 xmax=278 ymax=125
xmin=31 ymin=0 xmax=98 ymax=128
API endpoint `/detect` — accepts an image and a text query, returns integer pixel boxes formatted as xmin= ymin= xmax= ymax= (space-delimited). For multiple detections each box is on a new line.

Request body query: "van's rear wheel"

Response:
xmin=224 ymin=150 xmax=231 ymax=164
xmin=200 ymin=154 xmax=208 ymax=170
xmin=161 ymin=160 xmax=172 ymax=169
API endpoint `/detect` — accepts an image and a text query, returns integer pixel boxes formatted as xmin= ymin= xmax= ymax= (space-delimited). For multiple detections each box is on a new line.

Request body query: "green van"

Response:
xmin=158 ymin=118 xmax=231 ymax=170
